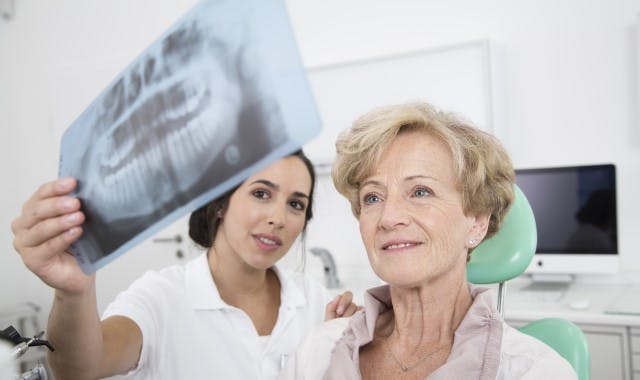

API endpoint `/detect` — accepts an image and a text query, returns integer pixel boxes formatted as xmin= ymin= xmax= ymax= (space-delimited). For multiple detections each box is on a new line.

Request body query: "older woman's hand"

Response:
xmin=11 ymin=177 xmax=93 ymax=294
xmin=324 ymin=291 xmax=361 ymax=320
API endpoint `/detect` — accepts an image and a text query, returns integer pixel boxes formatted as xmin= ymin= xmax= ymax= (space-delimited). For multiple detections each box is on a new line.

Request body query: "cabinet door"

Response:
xmin=580 ymin=325 xmax=630 ymax=380
xmin=631 ymin=327 xmax=640 ymax=380
xmin=508 ymin=319 xmax=631 ymax=380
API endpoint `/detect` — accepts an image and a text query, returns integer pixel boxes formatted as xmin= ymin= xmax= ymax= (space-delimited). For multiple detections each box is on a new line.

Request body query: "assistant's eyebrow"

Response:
xmin=251 ymin=179 xmax=279 ymax=190
xmin=250 ymin=179 xmax=309 ymax=199
xmin=292 ymin=191 xmax=309 ymax=199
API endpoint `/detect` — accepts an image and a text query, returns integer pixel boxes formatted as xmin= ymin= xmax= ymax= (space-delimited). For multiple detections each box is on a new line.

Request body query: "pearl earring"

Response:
xmin=468 ymin=239 xmax=475 ymax=245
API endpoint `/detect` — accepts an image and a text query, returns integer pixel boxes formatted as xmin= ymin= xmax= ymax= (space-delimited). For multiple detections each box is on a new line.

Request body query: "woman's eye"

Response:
xmin=253 ymin=189 xmax=270 ymax=199
xmin=362 ymin=193 xmax=381 ymax=205
xmin=413 ymin=187 xmax=431 ymax=197
xmin=289 ymin=200 xmax=306 ymax=211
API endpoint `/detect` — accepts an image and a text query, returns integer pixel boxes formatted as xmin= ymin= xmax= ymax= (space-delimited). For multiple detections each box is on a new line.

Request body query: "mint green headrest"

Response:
xmin=467 ymin=185 xmax=537 ymax=284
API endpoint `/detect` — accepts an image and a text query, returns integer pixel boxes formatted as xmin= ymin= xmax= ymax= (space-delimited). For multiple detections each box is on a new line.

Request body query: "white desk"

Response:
xmin=504 ymin=278 xmax=640 ymax=380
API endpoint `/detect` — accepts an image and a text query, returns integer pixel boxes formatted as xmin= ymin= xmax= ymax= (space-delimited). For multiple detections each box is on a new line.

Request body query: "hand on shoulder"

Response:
xmin=324 ymin=291 xmax=363 ymax=321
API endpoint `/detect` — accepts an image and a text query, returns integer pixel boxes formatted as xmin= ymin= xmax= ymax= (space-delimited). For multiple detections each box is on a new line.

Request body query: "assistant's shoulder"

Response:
xmin=131 ymin=261 xmax=188 ymax=291
xmin=136 ymin=252 xmax=209 ymax=291
xmin=102 ymin=259 xmax=190 ymax=317
xmin=498 ymin=323 xmax=578 ymax=379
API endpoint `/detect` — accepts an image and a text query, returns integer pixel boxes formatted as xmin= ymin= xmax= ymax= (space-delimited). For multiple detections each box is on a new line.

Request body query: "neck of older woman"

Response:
xmin=385 ymin=274 xmax=472 ymax=351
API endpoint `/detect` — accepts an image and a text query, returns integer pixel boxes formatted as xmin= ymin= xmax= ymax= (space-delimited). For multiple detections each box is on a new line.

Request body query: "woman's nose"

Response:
xmin=378 ymin=195 xmax=410 ymax=230
xmin=267 ymin=206 xmax=286 ymax=228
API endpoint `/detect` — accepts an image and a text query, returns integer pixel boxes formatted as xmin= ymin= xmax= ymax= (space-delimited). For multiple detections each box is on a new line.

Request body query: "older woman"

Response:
xmin=280 ymin=103 xmax=576 ymax=379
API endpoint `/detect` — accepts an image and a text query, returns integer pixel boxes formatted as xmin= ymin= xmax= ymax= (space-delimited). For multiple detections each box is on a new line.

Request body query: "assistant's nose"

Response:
xmin=267 ymin=205 xmax=286 ymax=229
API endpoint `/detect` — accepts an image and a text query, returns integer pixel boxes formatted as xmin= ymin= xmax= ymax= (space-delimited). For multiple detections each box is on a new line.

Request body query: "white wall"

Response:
xmin=1 ymin=0 xmax=639 ymax=319
xmin=287 ymin=0 xmax=640 ymax=296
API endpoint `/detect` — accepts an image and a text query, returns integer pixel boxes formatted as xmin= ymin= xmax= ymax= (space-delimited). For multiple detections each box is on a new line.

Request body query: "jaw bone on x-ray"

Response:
xmin=59 ymin=0 xmax=321 ymax=273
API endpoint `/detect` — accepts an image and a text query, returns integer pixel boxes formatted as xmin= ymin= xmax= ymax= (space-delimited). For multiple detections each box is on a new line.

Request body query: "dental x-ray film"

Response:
xmin=58 ymin=0 xmax=321 ymax=274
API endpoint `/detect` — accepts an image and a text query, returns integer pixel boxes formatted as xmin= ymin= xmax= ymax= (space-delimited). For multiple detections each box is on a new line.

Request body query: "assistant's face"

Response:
xmin=357 ymin=130 xmax=484 ymax=287
xmin=215 ymin=156 xmax=311 ymax=270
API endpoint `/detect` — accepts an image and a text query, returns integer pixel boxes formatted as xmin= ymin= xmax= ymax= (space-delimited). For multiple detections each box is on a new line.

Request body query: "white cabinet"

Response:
xmin=631 ymin=327 xmax=640 ymax=380
xmin=580 ymin=324 xmax=630 ymax=380
xmin=507 ymin=318 xmax=631 ymax=380
xmin=505 ymin=280 xmax=640 ymax=380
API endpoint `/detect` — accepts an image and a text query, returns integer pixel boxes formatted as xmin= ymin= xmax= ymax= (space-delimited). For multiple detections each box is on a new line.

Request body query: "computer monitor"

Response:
xmin=516 ymin=164 xmax=618 ymax=278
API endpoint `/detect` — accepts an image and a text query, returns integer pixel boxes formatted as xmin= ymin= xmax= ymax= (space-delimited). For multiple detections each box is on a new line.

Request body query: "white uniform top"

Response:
xmin=103 ymin=253 xmax=330 ymax=380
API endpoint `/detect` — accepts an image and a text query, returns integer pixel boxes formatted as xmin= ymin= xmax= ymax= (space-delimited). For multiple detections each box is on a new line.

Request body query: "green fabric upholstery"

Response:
xmin=519 ymin=318 xmax=590 ymax=380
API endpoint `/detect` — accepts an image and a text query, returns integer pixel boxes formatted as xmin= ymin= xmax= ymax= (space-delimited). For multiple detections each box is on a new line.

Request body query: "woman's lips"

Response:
xmin=253 ymin=234 xmax=283 ymax=251
xmin=381 ymin=240 xmax=422 ymax=252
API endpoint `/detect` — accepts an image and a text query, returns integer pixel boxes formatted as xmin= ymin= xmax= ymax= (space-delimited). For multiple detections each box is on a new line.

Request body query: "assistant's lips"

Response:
xmin=253 ymin=233 xmax=283 ymax=251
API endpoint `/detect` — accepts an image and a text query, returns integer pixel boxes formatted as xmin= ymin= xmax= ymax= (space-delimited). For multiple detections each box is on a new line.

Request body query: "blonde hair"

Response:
xmin=332 ymin=102 xmax=515 ymax=240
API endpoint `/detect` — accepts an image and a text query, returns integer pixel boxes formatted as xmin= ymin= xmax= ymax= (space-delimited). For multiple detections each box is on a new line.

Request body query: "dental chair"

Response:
xmin=467 ymin=186 xmax=590 ymax=380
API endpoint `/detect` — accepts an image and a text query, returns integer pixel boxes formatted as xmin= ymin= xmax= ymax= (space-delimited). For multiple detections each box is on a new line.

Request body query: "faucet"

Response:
xmin=309 ymin=247 xmax=342 ymax=289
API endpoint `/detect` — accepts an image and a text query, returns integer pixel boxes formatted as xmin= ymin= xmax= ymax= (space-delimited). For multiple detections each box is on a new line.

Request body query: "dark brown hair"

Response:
xmin=188 ymin=150 xmax=316 ymax=247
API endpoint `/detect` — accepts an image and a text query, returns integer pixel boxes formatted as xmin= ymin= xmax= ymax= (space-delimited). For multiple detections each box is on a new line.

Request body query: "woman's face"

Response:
xmin=215 ymin=156 xmax=311 ymax=270
xmin=358 ymin=130 xmax=488 ymax=287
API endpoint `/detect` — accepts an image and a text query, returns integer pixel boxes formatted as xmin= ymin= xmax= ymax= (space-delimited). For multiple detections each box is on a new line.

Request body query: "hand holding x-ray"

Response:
xmin=58 ymin=0 xmax=321 ymax=273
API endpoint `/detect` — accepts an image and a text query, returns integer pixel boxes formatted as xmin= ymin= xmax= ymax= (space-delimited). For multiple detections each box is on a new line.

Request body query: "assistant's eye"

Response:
xmin=289 ymin=199 xmax=306 ymax=211
xmin=413 ymin=186 xmax=432 ymax=198
xmin=253 ymin=189 xmax=270 ymax=199
xmin=362 ymin=193 xmax=381 ymax=205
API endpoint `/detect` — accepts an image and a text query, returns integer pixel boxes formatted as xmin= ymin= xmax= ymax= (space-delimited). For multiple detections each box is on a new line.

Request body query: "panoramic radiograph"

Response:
xmin=64 ymin=8 xmax=288 ymax=263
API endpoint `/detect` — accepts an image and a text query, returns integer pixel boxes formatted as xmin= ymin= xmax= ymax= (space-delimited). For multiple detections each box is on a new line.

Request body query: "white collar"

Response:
xmin=185 ymin=253 xmax=307 ymax=310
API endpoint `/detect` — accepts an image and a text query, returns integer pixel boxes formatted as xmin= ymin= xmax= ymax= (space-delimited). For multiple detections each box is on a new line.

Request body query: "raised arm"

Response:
xmin=11 ymin=178 xmax=141 ymax=379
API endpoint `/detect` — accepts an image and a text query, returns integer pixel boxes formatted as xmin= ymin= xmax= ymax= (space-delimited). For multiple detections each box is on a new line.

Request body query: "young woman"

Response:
xmin=11 ymin=150 xmax=357 ymax=380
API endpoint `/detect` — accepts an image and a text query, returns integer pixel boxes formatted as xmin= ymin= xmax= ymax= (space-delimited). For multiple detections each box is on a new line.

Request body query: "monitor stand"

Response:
xmin=519 ymin=274 xmax=572 ymax=302
xmin=530 ymin=273 xmax=575 ymax=284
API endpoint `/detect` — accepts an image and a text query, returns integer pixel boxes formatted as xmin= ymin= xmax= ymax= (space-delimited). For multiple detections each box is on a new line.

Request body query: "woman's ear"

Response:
xmin=466 ymin=213 xmax=490 ymax=248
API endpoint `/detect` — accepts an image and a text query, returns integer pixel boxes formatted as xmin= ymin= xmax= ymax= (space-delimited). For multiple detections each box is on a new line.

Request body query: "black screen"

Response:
xmin=515 ymin=164 xmax=617 ymax=254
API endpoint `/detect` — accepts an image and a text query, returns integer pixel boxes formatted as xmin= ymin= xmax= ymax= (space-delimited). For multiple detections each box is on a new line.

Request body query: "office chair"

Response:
xmin=467 ymin=185 xmax=590 ymax=380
